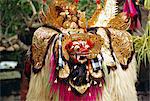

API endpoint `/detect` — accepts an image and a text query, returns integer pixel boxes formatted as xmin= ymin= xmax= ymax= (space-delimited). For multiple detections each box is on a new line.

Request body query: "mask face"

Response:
xmin=57 ymin=33 xmax=104 ymax=94
xmin=62 ymin=33 xmax=104 ymax=60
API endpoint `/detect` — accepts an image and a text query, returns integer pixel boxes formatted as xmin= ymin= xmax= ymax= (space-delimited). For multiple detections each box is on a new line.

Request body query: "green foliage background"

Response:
xmin=133 ymin=21 xmax=150 ymax=67
xmin=0 ymin=0 xmax=99 ymax=36
xmin=0 ymin=0 xmax=149 ymax=66
xmin=0 ymin=0 xmax=41 ymax=36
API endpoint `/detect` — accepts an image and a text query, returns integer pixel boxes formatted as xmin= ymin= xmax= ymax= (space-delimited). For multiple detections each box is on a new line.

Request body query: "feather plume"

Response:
xmin=90 ymin=0 xmax=118 ymax=27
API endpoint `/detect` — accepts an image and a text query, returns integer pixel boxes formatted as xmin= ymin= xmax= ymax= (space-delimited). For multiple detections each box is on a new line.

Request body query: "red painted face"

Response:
xmin=65 ymin=40 xmax=94 ymax=54
xmin=62 ymin=33 xmax=104 ymax=62
xmin=65 ymin=39 xmax=94 ymax=63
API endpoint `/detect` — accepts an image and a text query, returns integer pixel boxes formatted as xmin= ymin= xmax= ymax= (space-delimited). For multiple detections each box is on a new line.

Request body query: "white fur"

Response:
xmin=93 ymin=0 xmax=118 ymax=27
xmin=26 ymin=47 xmax=52 ymax=101
xmin=102 ymin=54 xmax=137 ymax=101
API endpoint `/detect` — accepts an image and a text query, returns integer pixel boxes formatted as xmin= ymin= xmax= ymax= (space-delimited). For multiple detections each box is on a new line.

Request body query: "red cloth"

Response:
xmin=123 ymin=0 xmax=141 ymax=30
xmin=20 ymin=74 xmax=29 ymax=101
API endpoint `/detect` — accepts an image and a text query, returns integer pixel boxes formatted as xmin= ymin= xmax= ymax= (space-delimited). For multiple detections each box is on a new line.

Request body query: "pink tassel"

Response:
xmin=58 ymin=84 xmax=103 ymax=101
xmin=69 ymin=89 xmax=74 ymax=101
xmin=66 ymin=90 xmax=71 ymax=101
xmin=48 ymin=54 xmax=104 ymax=100
xmin=123 ymin=0 xmax=141 ymax=30
xmin=48 ymin=54 xmax=60 ymax=97
xmin=123 ymin=0 xmax=137 ymax=16
xmin=88 ymin=87 xmax=94 ymax=101
xmin=128 ymin=0 xmax=137 ymax=17
xmin=67 ymin=87 xmax=72 ymax=101
xmin=59 ymin=83 xmax=67 ymax=101
xmin=49 ymin=54 xmax=56 ymax=83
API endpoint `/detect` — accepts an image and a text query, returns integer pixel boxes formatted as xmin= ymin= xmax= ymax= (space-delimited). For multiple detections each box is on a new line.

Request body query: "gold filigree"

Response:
xmin=107 ymin=12 xmax=131 ymax=30
xmin=88 ymin=60 xmax=103 ymax=78
xmin=62 ymin=33 xmax=104 ymax=60
xmin=40 ymin=0 xmax=79 ymax=29
xmin=59 ymin=63 xmax=70 ymax=78
xmin=69 ymin=80 xmax=92 ymax=94
xmin=110 ymin=29 xmax=133 ymax=65
xmin=88 ymin=5 xmax=102 ymax=27
xmin=31 ymin=27 xmax=58 ymax=69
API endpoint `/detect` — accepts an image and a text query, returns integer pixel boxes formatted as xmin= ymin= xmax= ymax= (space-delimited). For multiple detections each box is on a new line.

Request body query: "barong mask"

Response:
xmin=56 ymin=33 xmax=104 ymax=94
xmin=30 ymin=0 xmax=134 ymax=95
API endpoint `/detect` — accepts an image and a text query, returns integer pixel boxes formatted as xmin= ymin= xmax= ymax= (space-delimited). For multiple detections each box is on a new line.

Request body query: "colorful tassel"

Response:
xmin=123 ymin=0 xmax=141 ymax=30
xmin=123 ymin=0 xmax=137 ymax=17
xmin=49 ymin=54 xmax=56 ymax=83
xmin=49 ymin=54 xmax=60 ymax=97
xmin=57 ymin=83 xmax=103 ymax=101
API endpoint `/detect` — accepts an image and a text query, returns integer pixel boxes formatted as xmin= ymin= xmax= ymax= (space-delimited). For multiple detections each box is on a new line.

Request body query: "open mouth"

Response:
xmin=58 ymin=57 xmax=103 ymax=94
xmin=58 ymin=52 xmax=103 ymax=94
xmin=57 ymin=33 xmax=104 ymax=94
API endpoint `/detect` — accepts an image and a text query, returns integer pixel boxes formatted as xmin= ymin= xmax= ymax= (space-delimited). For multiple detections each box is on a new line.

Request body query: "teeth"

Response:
xmin=68 ymin=86 xmax=71 ymax=91
xmin=74 ymin=45 xmax=80 ymax=50
xmin=73 ymin=41 xmax=79 ymax=45
xmin=77 ymin=55 xmax=80 ymax=60
xmin=89 ymin=92 xmax=91 ymax=96
xmin=74 ymin=65 xmax=77 ymax=69
xmin=73 ymin=77 xmax=77 ymax=81
xmin=86 ymin=65 xmax=89 ymax=70
xmin=56 ymin=67 xmax=59 ymax=70
xmin=99 ymin=82 xmax=102 ymax=87
xmin=54 ymin=79 xmax=57 ymax=83
xmin=70 ymin=45 xmax=74 ymax=49
xmin=85 ymin=45 xmax=90 ymax=49
xmin=87 ymin=83 xmax=90 ymax=87
xmin=94 ymin=81 xmax=97 ymax=85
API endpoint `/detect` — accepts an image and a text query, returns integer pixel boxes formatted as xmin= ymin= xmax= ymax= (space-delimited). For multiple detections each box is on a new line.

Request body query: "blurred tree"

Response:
xmin=0 ymin=0 xmax=101 ymax=38
xmin=0 ymin=0 xmax=44 ymax=44
xmin=77 ymin=0 xmax=97 ymax=20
